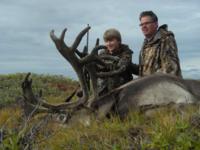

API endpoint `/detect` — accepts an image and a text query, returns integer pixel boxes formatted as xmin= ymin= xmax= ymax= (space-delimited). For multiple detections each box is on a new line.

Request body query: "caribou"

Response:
xmin=21 ymin=26 xmax=200 ymax=124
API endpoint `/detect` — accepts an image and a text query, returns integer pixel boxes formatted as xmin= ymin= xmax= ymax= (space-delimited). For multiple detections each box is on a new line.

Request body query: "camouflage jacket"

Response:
xmin=139 ymin=24 xmax=182 ymax=78
xmin=97 ymin=44 xmax=133 ymax=95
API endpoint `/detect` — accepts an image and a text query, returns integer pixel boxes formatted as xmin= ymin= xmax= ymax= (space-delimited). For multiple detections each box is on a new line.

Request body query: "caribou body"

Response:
xmin=91 ymin=73 xmax=200 ymax=118
xmin=21 ymin=26 xmax=200 ymax=124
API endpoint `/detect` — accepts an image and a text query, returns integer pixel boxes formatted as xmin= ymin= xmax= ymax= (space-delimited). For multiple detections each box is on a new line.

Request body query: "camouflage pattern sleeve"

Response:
xmin=160 ymin=33 xmax=182 ymax=77
xmin=117 ymin=49 xmax=133 ymax=72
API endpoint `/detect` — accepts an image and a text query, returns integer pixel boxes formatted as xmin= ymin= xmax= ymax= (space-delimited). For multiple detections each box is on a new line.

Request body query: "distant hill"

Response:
xmin=0 ymin=73 xmax=78 ymax=106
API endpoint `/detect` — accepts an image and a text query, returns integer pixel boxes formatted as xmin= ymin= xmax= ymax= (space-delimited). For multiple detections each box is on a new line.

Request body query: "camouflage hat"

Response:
xmin=103 ymin=28 xmax=121 ymax=42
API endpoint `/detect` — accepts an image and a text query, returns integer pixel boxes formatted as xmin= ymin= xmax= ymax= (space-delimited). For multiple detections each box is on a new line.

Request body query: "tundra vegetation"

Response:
xmin=0 ymin=26 xmax=200 ymax=149
xmin=0 ymin=73 xmax=200 ymax=149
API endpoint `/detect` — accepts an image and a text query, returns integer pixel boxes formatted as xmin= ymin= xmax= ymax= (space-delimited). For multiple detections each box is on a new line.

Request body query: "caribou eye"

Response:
xmin=56 ymin=113 xmax=71 ymax=123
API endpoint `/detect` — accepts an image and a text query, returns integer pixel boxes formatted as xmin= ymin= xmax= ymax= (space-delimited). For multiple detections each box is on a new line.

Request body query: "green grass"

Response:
xmin=0 ymin=73 xmax=200 ymax=150
xmin=35 ymin=107 xmax=200 ymax=150
xmin=0 ymin=73 xmax=78 ymax=105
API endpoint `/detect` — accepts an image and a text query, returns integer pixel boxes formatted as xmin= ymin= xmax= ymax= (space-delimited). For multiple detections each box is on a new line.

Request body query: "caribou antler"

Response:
xmin=96 ymin=65 xmax=127 ymax=78
xmin=21 ymin=26 xmax=131 ymax=117
xmin=50 ymin=26 xmax=108 ymax=103
xmin=22 ymin=73 xmax=90 ymax=111
xmin=21 ymin=27 xmax=107 ymax=115
xmin=50 ymin=27 xmax=92 ymax=104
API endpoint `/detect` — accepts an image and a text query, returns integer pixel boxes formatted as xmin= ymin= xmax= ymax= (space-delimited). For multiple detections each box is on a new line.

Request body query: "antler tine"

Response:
xmin=65 ymin=86 xmax=79 ymax=102
xmin=71 ymin=26 xmax=91 ymax=51
xmin=75 ymin=46 xmax=88 ymax=58
xmin=50 ymin=30 xmax=57 ymax=41
xmin=22 ymin=73 xmax=41 ymax=105
xmin=60 ymin=28 xmax=67 ymax=40
xmin=50 ymin=28 xmax=67 ymax=41
xmin=76 ymin=38 xmax=101 ymax=60
xmin=80 ymin=45 xmax=106 ymax=64
xmin=96 ymin=66 xmax=126 ymax=78
xmin=50 ymin=28 xmax=71 ymax=62
xmin=49 ymin=27 xmax=91 ymax=110
xmin=25 ymin=72 xmax=31 ymax=81
xmin=91 ymin=45 xmax=106 ymax=55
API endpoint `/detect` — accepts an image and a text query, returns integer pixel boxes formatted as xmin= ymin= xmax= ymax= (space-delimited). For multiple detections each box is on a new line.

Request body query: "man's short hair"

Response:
xmin=139 ymin=11 xmax=158 ymax=22
xmin=103 ymin=28 xmax=121 ymax=42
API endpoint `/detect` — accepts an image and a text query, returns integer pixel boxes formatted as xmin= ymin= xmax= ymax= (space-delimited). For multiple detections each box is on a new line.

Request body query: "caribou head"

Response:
xmin=21 ymin=27 xmax=200 ymax=125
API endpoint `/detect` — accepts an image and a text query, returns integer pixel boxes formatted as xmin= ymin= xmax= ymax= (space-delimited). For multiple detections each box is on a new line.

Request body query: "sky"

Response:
xmin=0 ymin=0 xmax=200 ymax=79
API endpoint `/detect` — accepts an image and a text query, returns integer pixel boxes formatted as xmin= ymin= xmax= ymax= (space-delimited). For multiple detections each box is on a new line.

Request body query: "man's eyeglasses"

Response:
xmin=139 ymin=21 xmax=155 ymax=27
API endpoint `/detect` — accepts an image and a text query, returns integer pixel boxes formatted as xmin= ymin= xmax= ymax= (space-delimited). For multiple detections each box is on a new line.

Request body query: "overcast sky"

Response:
xmin=0 ymin=0 xmax=200 ymax=79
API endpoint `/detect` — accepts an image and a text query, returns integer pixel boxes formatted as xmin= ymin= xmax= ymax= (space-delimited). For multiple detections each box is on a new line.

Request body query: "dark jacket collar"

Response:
xmin=145 ymin=24 xmax=168 ymax=45
xmin=104 ymin=44 xmax=131 ymax=55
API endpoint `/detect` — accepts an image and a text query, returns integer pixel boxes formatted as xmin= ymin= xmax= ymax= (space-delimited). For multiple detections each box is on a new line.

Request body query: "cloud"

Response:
xmin=0 ymin=0 xmax=200 ymax=78
xmin=182 ymin=69 xmax=200 ymax=79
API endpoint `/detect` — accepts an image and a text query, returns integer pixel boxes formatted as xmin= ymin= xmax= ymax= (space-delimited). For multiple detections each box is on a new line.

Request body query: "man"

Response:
xmin=97 ymin=28 xmax=133 ymax=96
xmin=137 ymin=11 xmax=182 ymax=77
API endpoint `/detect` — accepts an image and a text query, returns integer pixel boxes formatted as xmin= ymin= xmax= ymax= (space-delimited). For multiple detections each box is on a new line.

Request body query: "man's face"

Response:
xmin=105 ymin=38 xmax=120 ymax=54
xmin=140 ymin=16 xmax=158 ymax=38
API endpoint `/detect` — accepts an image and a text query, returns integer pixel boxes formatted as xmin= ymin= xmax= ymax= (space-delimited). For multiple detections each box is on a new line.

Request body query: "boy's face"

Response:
xmin=105 ymin=38 xmax=120 ymax=54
